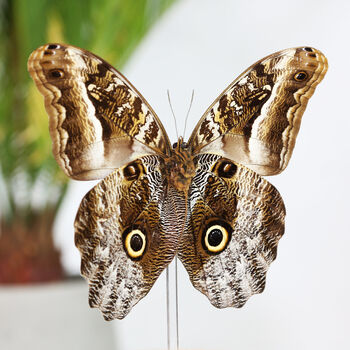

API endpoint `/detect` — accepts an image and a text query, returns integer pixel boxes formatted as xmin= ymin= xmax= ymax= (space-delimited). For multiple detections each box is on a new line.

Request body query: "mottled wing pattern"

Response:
xmin=188 ymin=47 xmax=328 ymax=175
xmin=178 ymin=154 xmax=285 ymax=308
xmin=28 ymin=44 xmax=327 ymax=319
xmin=28 ymin=44 xmax=171 ymax=180
xmin=75 ymin=155 xmax=186 ymax=320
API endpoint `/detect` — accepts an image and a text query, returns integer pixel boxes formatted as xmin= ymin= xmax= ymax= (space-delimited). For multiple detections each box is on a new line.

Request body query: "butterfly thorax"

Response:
xmin=164 ymin=137 xmax=196 ymax=193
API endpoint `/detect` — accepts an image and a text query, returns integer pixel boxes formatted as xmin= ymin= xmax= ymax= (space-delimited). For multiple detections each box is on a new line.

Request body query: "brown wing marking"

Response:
xmin=188 ymin=47 xmax=328 ymax=175
xmin=178 ymin=153 xmax=285 ymax=308
xmin=28 ymin=43 xmax=171 ymax=180
xmin=74 ymin=155 xmax=185 ymax=320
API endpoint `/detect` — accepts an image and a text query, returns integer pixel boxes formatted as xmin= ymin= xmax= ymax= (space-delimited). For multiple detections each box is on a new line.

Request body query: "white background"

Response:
xmin=54 ymin=0 xmax=350 ymax=349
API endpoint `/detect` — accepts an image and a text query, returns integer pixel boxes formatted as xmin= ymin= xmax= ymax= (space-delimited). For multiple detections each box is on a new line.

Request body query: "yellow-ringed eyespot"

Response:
xmin=202 ymin=220 xmax=233 ymax=254
xmin=123 ymin=229 xmax=147 ymax=259
xmin=293 ymin=71 xmax=308 ymax=82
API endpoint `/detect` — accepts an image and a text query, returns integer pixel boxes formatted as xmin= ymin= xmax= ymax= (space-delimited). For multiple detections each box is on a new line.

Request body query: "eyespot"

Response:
xmin=303 ymin=47 xmax=313 ymax=52
xmin=212 ymin=159 xmax=237 ymax=178
xmin=172 ymin=142 xmax=178 ymax=149
xmin=124 ymin=229 xmax=146 ymax=259
xmin=294 ymin=71 xmax=308 ymax=82
xmin=47 ymin=44 xmax=59 ymax=49
xmin=49 ymin=69 xmax=64 ymax=78
xmin=123 ymin=161 xmax=144 ymax=181
xmin=202 ymin=220 xmax=232 ymax=254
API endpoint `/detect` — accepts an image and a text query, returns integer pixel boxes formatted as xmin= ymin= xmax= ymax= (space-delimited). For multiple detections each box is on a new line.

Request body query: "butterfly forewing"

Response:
xmin=188 ymin=47 xmax=328 ymax=175
xmin=28 ymin=43 xmax=171 ymax=180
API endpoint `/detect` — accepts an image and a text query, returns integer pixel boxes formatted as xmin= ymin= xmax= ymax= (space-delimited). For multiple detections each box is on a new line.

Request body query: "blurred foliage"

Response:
xmin=0 ymin=0 xmax=177 ymax=282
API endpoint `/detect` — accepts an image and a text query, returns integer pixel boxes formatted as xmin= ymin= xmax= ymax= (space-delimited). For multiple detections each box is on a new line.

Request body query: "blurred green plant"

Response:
xmin=0 ymin=0 xmax=176 ymax=283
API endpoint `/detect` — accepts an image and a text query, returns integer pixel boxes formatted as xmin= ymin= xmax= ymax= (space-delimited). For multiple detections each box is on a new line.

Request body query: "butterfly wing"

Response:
xmin=75 ymin=155 xmax=186 ymax=320
xmin=28 ymin=43 xmax=171 ymax=180
xmin=178 ymin=154 xmax=285 ymax=308
xmin=188 ymin=47 xmax=328 ymax=175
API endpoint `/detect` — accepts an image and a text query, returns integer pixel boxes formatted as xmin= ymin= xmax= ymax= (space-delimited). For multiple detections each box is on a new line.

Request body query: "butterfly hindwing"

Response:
xmin=28 ymin=44 xmax=171 ymax=180
xmin=74 ymin=155 xmax=186 ymax=320
xmin=178 ymin=153 xmax=285 ymax=308
xmin=188 ymin=47 xmax=328 ymax=175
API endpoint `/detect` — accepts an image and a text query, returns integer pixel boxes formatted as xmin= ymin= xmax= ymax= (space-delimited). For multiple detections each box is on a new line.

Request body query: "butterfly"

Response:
xmin=28 ymin=44 xmax=327 ymax=320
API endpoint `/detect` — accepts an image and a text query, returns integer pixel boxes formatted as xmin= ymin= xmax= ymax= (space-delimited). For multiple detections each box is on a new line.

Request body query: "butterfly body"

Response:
xmin=165 ymin=138 xmax=196 ymax=192
xmin=28 ymin=44 xmax=327 ymax=320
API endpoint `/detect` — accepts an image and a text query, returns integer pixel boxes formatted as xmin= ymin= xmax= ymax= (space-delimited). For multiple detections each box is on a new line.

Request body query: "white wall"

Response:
xmin=55 ymin=0 xmax=350 ymax=349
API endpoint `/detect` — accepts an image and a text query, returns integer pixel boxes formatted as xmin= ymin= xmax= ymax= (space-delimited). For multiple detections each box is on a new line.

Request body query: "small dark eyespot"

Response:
xmin=44 ymin=50 xmax=51 ymax=55
xmin=50 ymin=69 xmax=64 ymax=78
xmin=217 ymin=160 xmax=237 ymax=178
xmin=130 ymin=234 xmax=143 ymax=252
xmin=47 ymin=44 xmax=59 ymax=49
xmin=294 ymin=71 xmax=308 ymax=82
xmin=172 ymin=142 xmax=178 ymax=149
xmin=207 ymin=229 xmax=223 ymax=247
xmin=123 ymin=162 xmax=142 ymax=181
xmin=181 ymin=142 xmax=188 ymax=149
xmin=304 ymin=47 xmax=313 ymax=52
xmin=309 ymin=53 xmax=316 ymax=58
xmin=124 ymin=165 xmax=136 ymax=176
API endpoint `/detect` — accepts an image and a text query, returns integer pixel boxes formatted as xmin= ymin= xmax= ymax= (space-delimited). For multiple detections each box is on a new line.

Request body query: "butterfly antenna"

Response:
xmin=167 ymin=89 xmax=179 ymax=140
xmin=182 ymin=90 xmax=194 ymax=140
